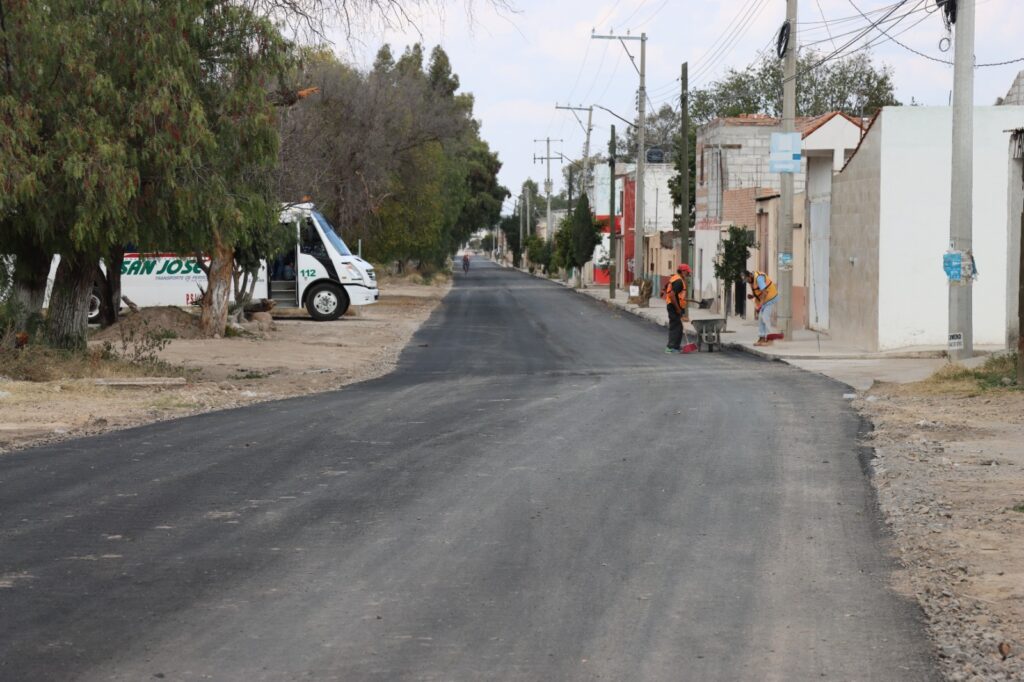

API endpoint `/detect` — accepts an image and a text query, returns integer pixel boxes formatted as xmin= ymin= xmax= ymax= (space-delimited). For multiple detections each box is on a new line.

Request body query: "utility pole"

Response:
xmin=555 ymin=104 xmax=594 ymax=203
xmin=948 ymin=0 xmax=976 ymax=360
xmin=778 ymin=0 xmax=798 ymax=339
xmin=534 ymin=138 xmax=562 ymax=243
xmin=526 ymin=187 xmax=532 ymax=237
xmin=593 ymin=31 xmax=647 ymax=293
xmin=519 ymin=192 xmax=525 ymax=267
xmin=568 ymin=165 xmax=574 ymax=212
xmin=679 ymin=62 xmax=690 ymax=272
xmin=1018 ymin=211 xmax=1023 ymax=385
xmin=609 ymin=125 xmax=617 ymax=299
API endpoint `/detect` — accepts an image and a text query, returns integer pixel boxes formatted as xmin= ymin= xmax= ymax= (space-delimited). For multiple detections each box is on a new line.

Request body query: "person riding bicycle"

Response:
xmin=462 ymin=254 xmax=470 ymax=273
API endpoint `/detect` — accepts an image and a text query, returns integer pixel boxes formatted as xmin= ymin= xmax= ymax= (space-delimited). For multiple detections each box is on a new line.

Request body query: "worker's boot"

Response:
xmin=754 ymin=337 xmax=768 ymax=347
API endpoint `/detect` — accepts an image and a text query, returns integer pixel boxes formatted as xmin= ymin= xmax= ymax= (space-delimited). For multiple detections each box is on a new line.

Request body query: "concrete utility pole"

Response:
xmin=609 ymin=125 xmax=617 ymax=299
xmin=526 ymin=187 xmax=532 ymax=237
xmin=679 ymin=62 xmax=690 ymax=272
xmin=778 ymin=0 xmax=798 ymax=338
xmin=593 ymin=31 xmax=647 ymax=292
xmin=534 ymin=138 xmax=562 ymax=243
xmin=555 ymin=104 xmax=594 ymax=204
xmin=519 ymin=192 xmax=525 ymax=266
xmin=948 ymin=0 xmax=976 ymax=360
xmin=1018 ymin=211 xmax=1023 ymax=384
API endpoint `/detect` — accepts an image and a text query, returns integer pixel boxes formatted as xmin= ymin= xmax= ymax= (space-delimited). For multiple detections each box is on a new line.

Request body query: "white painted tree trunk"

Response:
xmin=199 ymin=238 xmax=234 ymax=337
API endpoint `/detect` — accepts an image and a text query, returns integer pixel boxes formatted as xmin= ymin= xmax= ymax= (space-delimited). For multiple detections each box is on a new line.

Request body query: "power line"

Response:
xmin=784 ymin=0 xmax=912 ymax=84
xmin=691 ymin=0 xmax=774 ymax=86
xmin=847 ymin=0 xmax=952 ymax=63
xmin=689 ymin=0 xmax=762 ymax=74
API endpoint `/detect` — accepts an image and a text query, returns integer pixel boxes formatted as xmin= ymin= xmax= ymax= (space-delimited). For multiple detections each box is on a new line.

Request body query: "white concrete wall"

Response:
xmin=642 ymin=165 xmax=677 ymax=233
xmin=803 ymin=115 xmax=863 ymax=171
xmin=877 ymin=106 xmax=1024 ymax=349
xmin=590 ymin=164 xmax=631 ymax=216
xmin=694 ymin=229 xmax=721 ymax=303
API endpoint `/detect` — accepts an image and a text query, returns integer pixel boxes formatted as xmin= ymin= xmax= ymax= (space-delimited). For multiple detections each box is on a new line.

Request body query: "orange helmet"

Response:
xmin=677 ymin=263 xmax=692 ymax=275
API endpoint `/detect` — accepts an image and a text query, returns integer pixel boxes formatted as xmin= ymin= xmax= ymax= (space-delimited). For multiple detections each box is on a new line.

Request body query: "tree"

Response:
xmin=0 ymin=0 xmax=294 ymax=346
xmin=276 ymin=45 xmax=506 ymax=269
xmin=690 ymin=49 xmax=900 ymax=124
xmin=713 ymin=225 xmax=757 ymax=318
xmin=555 ymin=193 xmax=601 ymax=288
xmin=667 ymin=121 xmax=696 ymax=236
xmin=497 ymin=214 xmax=521 ymax=267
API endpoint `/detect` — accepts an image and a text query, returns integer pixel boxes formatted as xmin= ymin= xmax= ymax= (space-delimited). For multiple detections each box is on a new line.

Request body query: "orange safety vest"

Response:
xmin=663 ymin=273 xmax=687 ymax=309
xmin=750 ymin=271 xmax=777 ymax=305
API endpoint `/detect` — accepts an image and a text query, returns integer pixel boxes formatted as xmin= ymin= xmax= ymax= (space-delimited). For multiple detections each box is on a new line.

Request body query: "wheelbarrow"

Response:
xmin=689 ymin=318 xmax=727 ymax=352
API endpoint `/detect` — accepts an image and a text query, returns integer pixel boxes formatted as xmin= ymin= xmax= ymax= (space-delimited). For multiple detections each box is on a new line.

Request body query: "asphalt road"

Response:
xmin=0 ymin=259 xmax=936 ymax=681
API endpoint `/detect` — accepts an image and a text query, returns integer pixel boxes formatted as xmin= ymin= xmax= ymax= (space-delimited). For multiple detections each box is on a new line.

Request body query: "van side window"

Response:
xmin=300 ymin=218 xmax=328 ymax=259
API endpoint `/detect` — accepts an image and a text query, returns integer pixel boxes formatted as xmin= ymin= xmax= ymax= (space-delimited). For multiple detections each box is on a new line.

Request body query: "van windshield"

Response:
xmin=312 ymin=211 xmax=353 ymax=257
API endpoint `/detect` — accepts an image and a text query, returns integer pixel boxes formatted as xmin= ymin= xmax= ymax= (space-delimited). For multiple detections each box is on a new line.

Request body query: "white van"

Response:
xmin=83 ymin=203 xmax=377 ymax=322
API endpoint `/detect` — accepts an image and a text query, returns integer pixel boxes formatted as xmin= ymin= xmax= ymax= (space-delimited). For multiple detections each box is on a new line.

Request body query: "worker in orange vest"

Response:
xmin=663 ymin=263 xmax=691 ymax=353
xmin=745 ymin=269 xmax=778 ymax=346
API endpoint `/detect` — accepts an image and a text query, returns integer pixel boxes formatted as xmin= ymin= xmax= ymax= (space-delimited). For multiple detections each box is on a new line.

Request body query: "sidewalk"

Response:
xmin=572 ymin=284 xmax=1000 ymax=391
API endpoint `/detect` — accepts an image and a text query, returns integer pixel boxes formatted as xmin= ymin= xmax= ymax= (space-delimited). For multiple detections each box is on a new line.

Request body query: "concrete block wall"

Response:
xmin=696 ymin=121 xmax=807 ymax=229
xmin=829 ymin=118 xmax=883 ymax=352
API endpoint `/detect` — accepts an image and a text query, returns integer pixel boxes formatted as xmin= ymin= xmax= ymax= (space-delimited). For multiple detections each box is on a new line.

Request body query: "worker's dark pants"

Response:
xmin=667 ymin=304 xmax=684 ymax=350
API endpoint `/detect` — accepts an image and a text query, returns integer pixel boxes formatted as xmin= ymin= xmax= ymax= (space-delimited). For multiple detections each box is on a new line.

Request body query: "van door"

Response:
xmin=268 ymin=222 xmax=299 ymax=306
xmin=297 ymin=216 xmax=336 ymax=304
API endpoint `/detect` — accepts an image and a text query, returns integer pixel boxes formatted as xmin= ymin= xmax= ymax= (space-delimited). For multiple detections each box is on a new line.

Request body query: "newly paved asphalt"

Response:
xmin=0 ymin=259 xmax=936 ymax=681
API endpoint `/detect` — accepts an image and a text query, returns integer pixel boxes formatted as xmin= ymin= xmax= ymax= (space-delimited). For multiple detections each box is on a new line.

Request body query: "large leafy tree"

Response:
xmin=690 ymin=49 xmax=900 ymax=123
xmin=554 ymin=193 xmax=600 ymax=288
xmin=277 ymin=44 xmax=507 ymax=268
xmin=0 ymin=0 xmax=292 ymax=346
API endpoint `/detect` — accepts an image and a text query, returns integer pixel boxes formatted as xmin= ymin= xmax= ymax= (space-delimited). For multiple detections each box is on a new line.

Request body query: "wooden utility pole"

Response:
xmin=609 ymin=125 xmax=617 ymax=299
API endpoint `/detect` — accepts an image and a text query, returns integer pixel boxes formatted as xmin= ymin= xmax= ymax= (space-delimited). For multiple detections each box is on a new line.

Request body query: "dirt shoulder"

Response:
xmin=859 ymin=368 xmax=1023 ymax=681
xmin=0 ymin=279 xmax=449 ymax=453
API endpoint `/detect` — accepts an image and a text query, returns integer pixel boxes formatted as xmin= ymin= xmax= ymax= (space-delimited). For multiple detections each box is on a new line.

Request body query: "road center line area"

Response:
xmin=0 ymin=261 xmax=936 ymax=681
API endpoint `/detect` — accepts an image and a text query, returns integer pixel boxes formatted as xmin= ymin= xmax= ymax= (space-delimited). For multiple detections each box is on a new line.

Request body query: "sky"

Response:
xmin=325 ymin=0 xmax=1024 ymax=212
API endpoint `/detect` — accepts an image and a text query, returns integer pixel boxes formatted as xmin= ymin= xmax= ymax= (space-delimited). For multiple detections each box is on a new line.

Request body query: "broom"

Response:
xmin=681 ymin=324 xmax=698 ymax=354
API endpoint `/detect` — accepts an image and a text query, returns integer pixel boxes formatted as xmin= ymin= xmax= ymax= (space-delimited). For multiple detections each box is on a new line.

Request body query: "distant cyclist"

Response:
xmin=462 ymin=254 xmax=470 ymax=273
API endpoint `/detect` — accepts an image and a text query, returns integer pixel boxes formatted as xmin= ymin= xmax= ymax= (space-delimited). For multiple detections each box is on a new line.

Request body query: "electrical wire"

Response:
xmin=784 ymin=0 xmax=911 ymax=84
xmin=616 ymin=0 xmax=652 ymax=29
xmin=691 ymin=0 xmax=774 ymax=87
xmin=847 ymin=0 xmax=952 ymax=64
xmin=688 ymin=0 xmax=762 ymax=74
xmin=849 ymin=0 xmax=1024 ymax=68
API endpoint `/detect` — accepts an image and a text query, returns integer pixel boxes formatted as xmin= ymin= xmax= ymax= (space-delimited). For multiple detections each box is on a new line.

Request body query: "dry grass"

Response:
xmin=922 ymin=353 xmax=1020 ymax=395
xmin=0 ymin=344 xmax=186 ymax=383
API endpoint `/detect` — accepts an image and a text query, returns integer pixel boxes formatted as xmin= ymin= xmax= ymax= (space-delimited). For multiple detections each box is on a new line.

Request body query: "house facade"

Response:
xmin=829 ymin=105 xmax=1024 ymax=351
xmin=694 ymin=112 xmax=862 ymax=323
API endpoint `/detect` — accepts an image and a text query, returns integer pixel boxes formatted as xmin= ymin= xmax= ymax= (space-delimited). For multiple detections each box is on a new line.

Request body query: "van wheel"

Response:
xmin=88 ymin=289 xmax=102 ymax=323
xmin=305 ymin=283 xmax=349 ymax=321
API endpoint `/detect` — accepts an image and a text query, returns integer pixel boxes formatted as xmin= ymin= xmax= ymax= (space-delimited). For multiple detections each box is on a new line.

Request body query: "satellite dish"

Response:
xmin=776 ymin=21 xmax=791 ymax=59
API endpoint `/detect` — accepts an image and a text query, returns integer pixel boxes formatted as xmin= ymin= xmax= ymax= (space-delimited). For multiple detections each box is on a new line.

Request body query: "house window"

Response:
xmin=699 ymin=147 xmax=705 ymax=185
